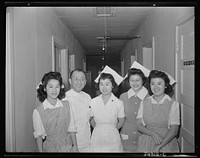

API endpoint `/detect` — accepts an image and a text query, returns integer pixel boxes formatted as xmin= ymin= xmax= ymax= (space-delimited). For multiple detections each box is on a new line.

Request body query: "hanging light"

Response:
xmin=102 ymin=42 xmax=105 ymax=51
xmin=103 ymin=7 xmax=107 ymax=53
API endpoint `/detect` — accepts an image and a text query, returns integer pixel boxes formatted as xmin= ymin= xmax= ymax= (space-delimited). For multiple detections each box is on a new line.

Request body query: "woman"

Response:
xmin=32 ymin=71 xmax=78 ymax=152
xmin=120 ymin=67 xmax=149 ymax=152
xmin=90 ymin=66 xmax=125 ymax=152
xmin=137 ymin=70 xmax=180 ymax=153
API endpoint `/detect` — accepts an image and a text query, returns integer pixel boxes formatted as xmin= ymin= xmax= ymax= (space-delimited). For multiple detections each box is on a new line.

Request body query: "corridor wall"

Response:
xmin=7 ymin=7 xmax=85 ymax=152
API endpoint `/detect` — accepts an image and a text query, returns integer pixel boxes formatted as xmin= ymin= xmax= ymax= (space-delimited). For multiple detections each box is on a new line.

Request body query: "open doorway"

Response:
xmin=142 ymin=36 xmax=155 ymax=70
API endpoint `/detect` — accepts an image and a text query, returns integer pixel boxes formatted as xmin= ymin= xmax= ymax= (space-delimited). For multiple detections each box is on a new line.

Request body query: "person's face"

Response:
xmin=129 ymin=74 xmax=143 ymax=92
xmin=99 ymin=78 xmax=113 ymax=96
xmin=45 ymin=79 xmax=60 ymax=100
xmin=150 ymin=77 xmax=165 ymax=97
xmin=70 ymin=71 xmax=86 ymax=93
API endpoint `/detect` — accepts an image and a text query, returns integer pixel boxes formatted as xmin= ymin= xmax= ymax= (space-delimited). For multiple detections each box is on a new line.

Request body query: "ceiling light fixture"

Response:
xmin=95 ymin=7 xmax=115 ymax=17
xmin=95 ymin=7 xmax=115 ymax=53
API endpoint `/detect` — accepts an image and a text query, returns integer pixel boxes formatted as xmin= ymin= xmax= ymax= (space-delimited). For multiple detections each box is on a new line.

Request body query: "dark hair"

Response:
xmin=37 ymin=71 xmax=65 ymax=102
xmin=69 ymin=69 xmax=86 ymax=79
xmin=147 ymin=70 xmax=173 ymax=96
xmin=95 ymin=73 xmax=118 ymax=93
xmin=127 ymin=68 xmax=147 ymax=85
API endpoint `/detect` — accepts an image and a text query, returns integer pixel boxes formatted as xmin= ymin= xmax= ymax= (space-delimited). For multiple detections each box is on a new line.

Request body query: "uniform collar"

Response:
xmin=150 ymin=94 xmax=171 ymax=104
xmin=70 ymin=88 xmax=84 ymax=96
xmin=127 ymin=86 xmax=148 ymax=100
xmin=100 ymin=92 xmax=116 ymax=102
xmin=43 ymin=98 xmax=63 ymax=110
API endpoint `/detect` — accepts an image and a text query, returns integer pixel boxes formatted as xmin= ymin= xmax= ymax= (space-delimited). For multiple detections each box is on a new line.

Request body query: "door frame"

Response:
xmin=175 ymin=15 xmax=195 ymax=153
xmin=52 ymin=36 xmax=69 ymax=88
xmin=6 ymin=7 xmax=16 ymax=152
xmin=175 ymin=15 xmax=194 ymax=101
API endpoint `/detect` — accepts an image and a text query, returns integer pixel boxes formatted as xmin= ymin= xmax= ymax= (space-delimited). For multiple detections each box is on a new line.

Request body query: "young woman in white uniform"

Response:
xmin=90 ymin=66 xmax=125 ymax=152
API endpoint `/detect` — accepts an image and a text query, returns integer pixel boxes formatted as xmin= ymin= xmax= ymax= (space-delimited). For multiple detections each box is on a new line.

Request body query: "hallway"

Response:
xmin=6 ymin=5 xmax=195 ymax=154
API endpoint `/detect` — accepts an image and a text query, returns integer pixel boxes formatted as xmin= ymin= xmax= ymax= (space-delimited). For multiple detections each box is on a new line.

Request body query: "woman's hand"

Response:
xmin=152 ymin=132 xmax=163 ymax=145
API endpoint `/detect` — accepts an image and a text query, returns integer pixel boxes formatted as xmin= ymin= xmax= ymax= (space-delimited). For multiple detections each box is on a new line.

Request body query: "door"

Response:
xmin=55 ymin=45 xmax=61 ymax=73
xmin=143 ymin=47 xmax=153 ymax=70
xmin=69 ymin=54 xmax=75 ymax=72
xmin=131 ymin=55 xmax=136 ymax=65
xmin=176 ymin=17 xmax=194 ymax=152
xmin=135 ymin=49 xmax=138 ymax=62
xmin=60 ymin=49 xmax=69 ymax=89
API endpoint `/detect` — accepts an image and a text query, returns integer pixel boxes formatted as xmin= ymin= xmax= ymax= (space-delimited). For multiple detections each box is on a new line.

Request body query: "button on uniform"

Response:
xmin=134 ymin=112 xmax=137 ymax=115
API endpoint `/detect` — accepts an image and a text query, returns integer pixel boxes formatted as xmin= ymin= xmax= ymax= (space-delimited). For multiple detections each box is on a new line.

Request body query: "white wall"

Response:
xmin=65 ymin=29 xmax=86 ymax=70
xmin=13 ymin=7 xmax=37 ymax=151
xmin=9 ymin=7 xmax=86 ymax=152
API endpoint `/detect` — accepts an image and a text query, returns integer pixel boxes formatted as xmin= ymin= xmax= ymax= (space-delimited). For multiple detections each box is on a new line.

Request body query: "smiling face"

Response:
xmin=150 ymin=77 xmax=165 ymax=97
xmin=99 ymin=78 xmax=113 ymax=96
xmin=45 ymin=79 xmax=60 ymax=100
xmin=129 ymin=74 xmax=143 ymax=93
xmin=69 ymin=70 xmax=86 ymax=93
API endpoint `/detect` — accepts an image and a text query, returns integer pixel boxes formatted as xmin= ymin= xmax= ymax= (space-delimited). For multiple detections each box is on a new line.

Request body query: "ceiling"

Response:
xmin=52 ymin=7 xmax=155 ymax=66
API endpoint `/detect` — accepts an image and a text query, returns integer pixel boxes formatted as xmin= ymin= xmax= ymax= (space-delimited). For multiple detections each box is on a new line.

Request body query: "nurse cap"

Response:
xmin=124 ymin=61 xmax=151 ymax=79
xmin=158 ymin=70 xmax=176 ymax=85
xmin=94 ymin=65 xmax=124 ymax=86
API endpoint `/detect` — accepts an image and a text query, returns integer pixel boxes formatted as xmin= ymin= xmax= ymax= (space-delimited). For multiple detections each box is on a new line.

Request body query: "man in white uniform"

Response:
xmin=62 ymin=69 xmax=92 ymax=152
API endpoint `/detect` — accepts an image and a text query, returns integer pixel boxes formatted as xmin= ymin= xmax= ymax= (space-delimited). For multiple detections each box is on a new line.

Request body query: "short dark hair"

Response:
xmin=37 ymin=71 xmax=65 ymax=102
xmin=147 ymin=70 xmax=173 ymax=96
xmin=69 ymin=69 xmax=86 ymax=79
xmin=127 ymin=68 xmax=147 ymax=85
xmin=95 ymin=73 xmax=118 ymax=93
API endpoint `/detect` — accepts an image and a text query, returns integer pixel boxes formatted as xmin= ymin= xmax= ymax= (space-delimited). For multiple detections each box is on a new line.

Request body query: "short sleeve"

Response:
xmin=136 ymin=101 xmax=145 ymax=126
xmin=68 ymin=104 xmax=77 ymax=132
xmin=168 ymin=101 xmax=180 ymax=127
xmin=117 ymin=101 xmax=125 ymax=118
xmin=32 ymin=109 xmax=46 ymax=139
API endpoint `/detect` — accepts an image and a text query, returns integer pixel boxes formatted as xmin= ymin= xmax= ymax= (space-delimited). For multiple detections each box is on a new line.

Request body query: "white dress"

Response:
xmin=90 ymin=93 xmax=125 ymax=152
